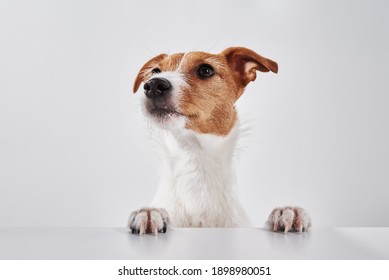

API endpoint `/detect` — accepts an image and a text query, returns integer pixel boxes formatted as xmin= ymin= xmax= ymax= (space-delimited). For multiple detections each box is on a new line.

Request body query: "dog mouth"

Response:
xmin=145 ymin=101 xmax=183 ymax=120
xmin=149 ymin=107 xmax=183 ymax=118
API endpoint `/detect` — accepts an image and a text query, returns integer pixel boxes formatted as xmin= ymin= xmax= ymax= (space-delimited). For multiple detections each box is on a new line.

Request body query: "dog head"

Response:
xmin=133 ymin=47 xmax=278 ymax=136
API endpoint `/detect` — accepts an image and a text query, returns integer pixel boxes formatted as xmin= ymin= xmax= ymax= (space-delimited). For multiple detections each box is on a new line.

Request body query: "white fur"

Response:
xmin=151 ymin=121 xmax=250 ymax=227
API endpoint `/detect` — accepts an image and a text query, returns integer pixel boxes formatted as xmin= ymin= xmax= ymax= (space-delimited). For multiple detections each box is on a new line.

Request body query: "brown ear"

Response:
xmin=133 ymin=53 xmax=167 ymax=93
xmin=221 ymin=47 xmax=278 ymax=87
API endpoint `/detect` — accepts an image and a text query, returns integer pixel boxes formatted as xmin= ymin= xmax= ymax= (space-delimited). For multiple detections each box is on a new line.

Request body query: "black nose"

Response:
xmin=143 ymin=78 xmax=172 ymax=99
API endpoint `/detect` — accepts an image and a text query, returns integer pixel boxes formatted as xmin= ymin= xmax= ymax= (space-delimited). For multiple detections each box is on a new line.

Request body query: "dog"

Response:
xmin=128 ymin=47 xmax=311 ymax=235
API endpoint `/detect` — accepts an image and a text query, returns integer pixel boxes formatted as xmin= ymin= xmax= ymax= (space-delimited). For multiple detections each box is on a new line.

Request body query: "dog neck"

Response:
xmin=161 ymin=119 xmax=239 ymax=178
xmin=151 ymin=119 xmax=247 ymax=227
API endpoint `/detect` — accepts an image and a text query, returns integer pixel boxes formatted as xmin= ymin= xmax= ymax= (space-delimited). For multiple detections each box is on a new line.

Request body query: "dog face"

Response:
xmin=133 ymin=47 xmax=278 ymax=135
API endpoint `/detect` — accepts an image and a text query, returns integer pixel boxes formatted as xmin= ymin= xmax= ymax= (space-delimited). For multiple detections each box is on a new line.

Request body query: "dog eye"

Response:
xmin=151 ymin=68 xmax=161 ymax=75
xmin=197 ymin=64 xmax=215 ymax=79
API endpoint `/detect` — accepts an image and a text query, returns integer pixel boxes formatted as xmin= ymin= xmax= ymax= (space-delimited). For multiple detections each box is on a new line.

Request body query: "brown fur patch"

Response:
xmin=133 ymin=54 xmax=167 ymax=93
xmin=159 ymin=53 xmax=184 ymax=71
xmin=176 ymin=52 xmax=240 ymax=135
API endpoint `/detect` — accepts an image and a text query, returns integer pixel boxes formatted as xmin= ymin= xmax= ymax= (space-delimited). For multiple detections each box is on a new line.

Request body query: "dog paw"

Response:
xmin=128 ymin=208 xmax=169 ymax=235
xmin=266 ymin=206 xmax=311 ymax=233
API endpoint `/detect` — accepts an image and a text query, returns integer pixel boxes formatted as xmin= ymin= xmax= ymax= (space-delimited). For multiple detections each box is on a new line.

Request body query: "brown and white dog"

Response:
xmin=129 ymin=47 xmax=311 ymax=234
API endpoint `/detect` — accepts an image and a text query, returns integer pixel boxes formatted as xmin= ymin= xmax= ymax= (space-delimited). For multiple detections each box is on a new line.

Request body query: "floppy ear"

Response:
xmin=133 ymin=53 xmax=167 ymax=93
xmin=221 ymin=47 xmax=278 ymax=87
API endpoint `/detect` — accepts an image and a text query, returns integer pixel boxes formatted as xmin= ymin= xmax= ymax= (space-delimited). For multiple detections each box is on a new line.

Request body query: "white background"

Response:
xmin=0 ymin=0 xmax=388 ymax=227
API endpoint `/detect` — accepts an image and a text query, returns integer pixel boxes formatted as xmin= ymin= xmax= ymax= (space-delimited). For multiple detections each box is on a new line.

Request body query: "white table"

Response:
xmin=0 ymin=227 xmax=388 ymax=259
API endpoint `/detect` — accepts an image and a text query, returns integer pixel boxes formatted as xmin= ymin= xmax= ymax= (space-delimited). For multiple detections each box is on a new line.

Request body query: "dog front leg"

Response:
xmin=266 ymin=206 xmax=311 ymax=233
xmin=128 ymin=208 xmax=169 ymax=235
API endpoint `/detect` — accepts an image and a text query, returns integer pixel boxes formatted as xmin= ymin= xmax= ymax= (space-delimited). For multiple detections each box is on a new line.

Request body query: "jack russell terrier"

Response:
xmin=128 ymin=47 xmax=311 ymax=234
